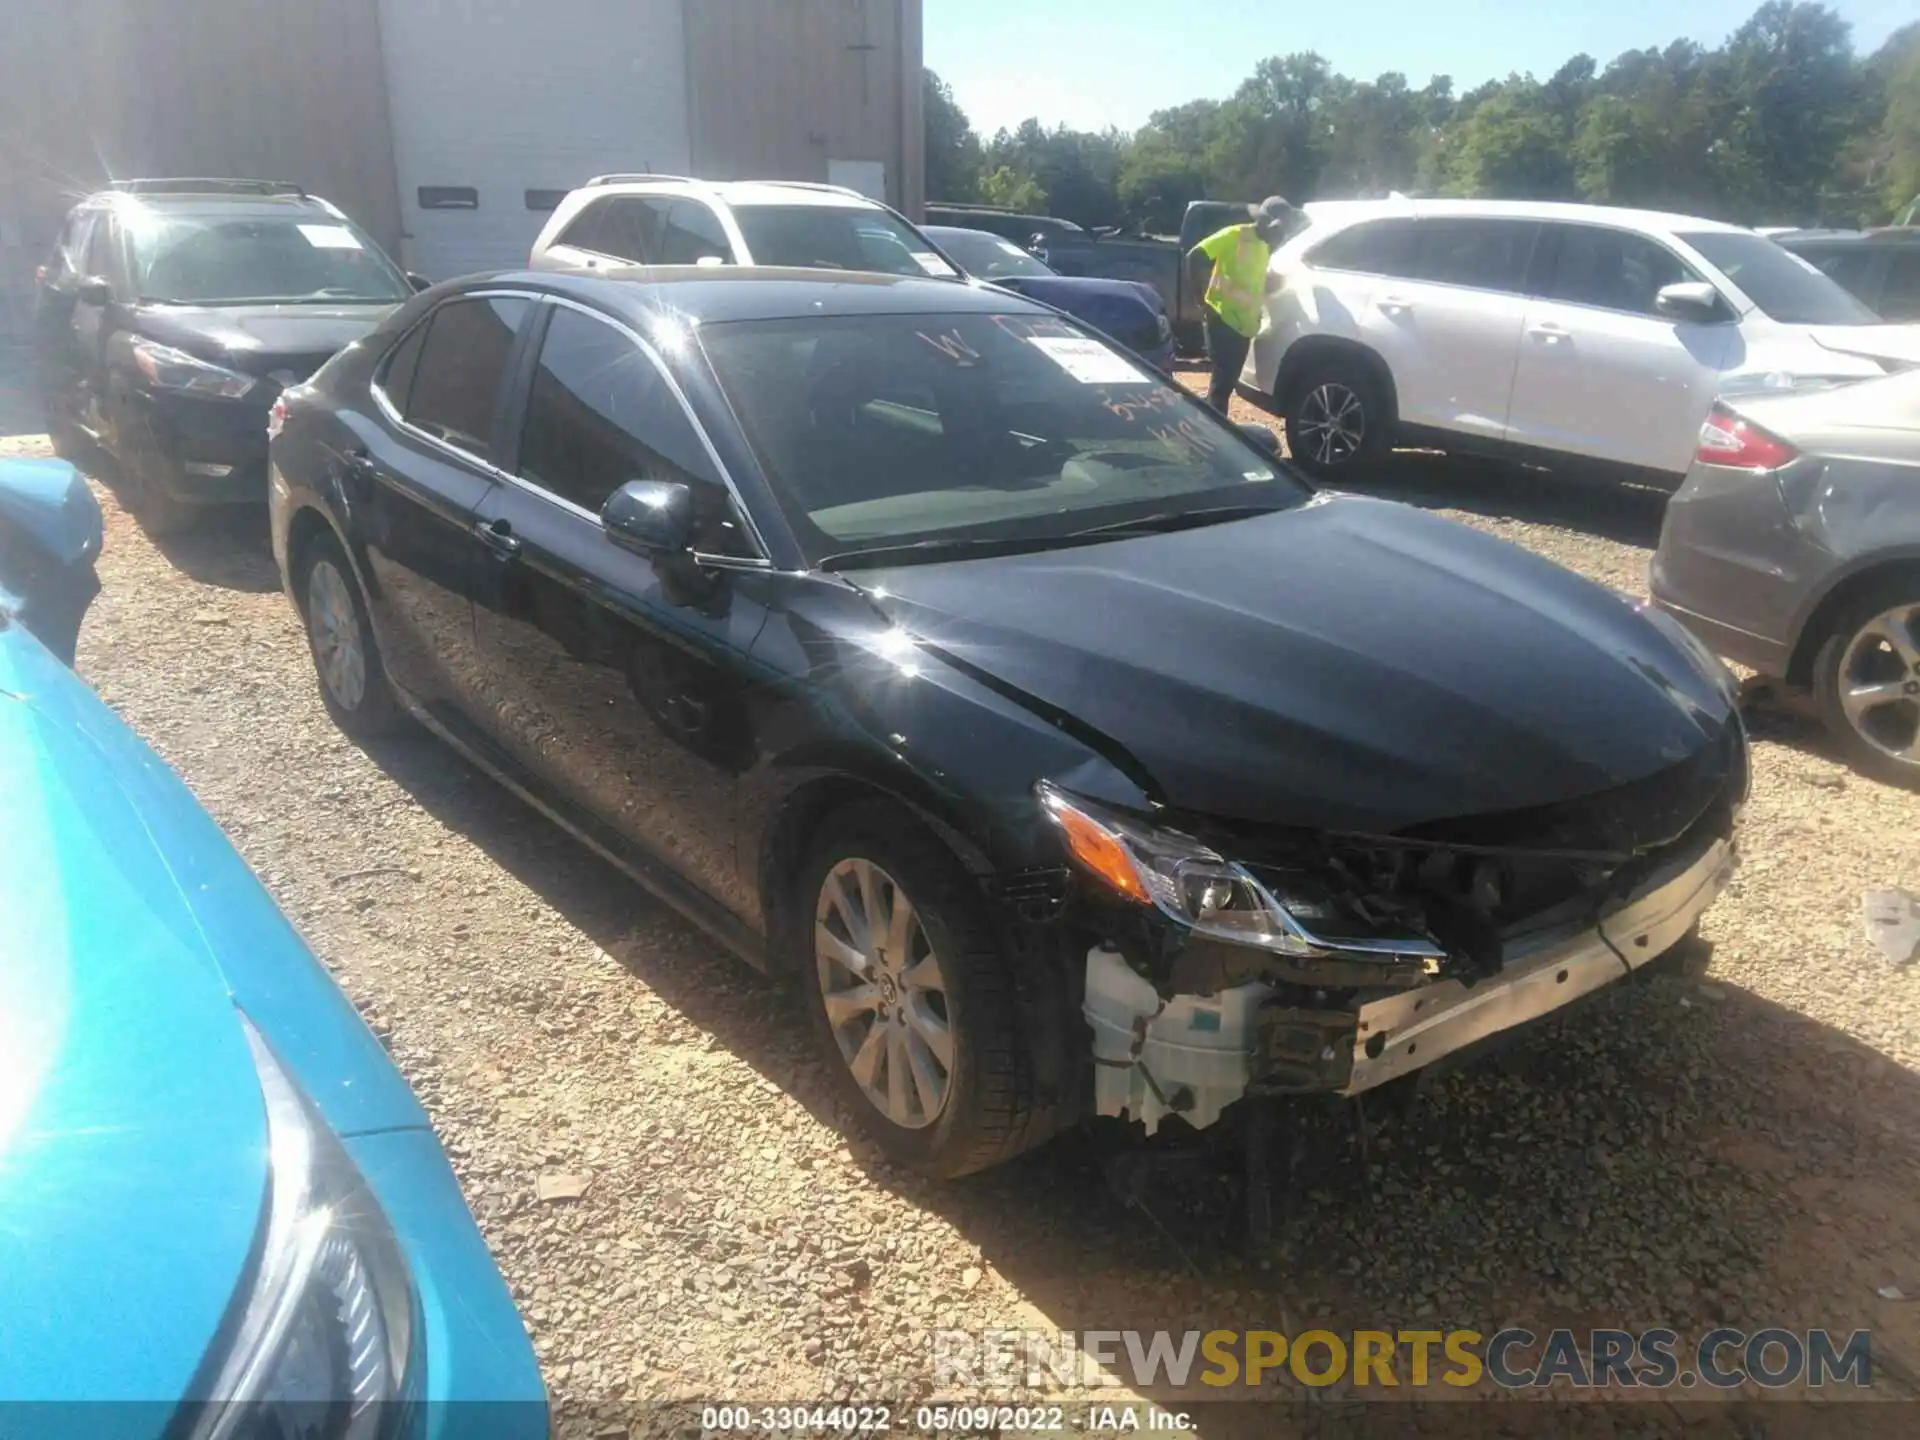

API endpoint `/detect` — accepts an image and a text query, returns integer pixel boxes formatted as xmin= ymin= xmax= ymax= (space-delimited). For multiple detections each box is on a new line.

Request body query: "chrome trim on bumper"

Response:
xmin=1342 ymin=834 xmax=1736 ymax=1095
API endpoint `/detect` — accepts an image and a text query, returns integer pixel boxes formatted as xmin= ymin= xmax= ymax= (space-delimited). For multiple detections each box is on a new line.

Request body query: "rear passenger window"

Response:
xmin=404 ymin=296 xmax=530 ymax=460
xmin=656 ymin=202 xmax=730 ymax=265
xmin=1307 ymin=219 xmax=1419 ymax=277
xmin=558 ymin=197 xmax=676 ymax=265
xmin=1410 ymin=219 xmax=1540 ymax=294
xmin=375 ymin=321 xmax=429 ymax=414
xmin=515 ymin=307 xmax=754 ymax=556
xmin=1541 ymin=226 xmax=1699 ymax=315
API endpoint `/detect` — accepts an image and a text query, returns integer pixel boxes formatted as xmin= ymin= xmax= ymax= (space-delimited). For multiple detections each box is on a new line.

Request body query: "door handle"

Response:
xmin=1376 ymin=294 xmax=1412 ymax=314
xmin=1527 ymin=324 xmax=1569 ymax=344
xmin=476 ymin=516 xmax=522 ymax=558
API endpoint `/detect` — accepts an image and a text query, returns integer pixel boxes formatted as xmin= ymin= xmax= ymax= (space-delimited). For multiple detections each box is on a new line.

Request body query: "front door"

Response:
xmin=472 ymin=301 xmax=770 ymax=911
xmin=1505 ymin=224 xmax=1737 ymax=476
xmin=1358 ymin=217 xmax=1540 ymax=443
xmin=350 ymin=292 xmax=533 ymax=710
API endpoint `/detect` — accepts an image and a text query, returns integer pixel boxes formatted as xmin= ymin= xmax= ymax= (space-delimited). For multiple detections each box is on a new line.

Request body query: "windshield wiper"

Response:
xmin=1065 ymin=502 xmax=1286 ymax=541
xmin=817 ymin=532 xmax=1105 ymax=571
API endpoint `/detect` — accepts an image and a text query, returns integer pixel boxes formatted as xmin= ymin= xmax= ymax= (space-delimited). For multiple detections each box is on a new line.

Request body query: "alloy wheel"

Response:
xmin=1296 ymin=382 xmax=1366 ymax=466
xmin=1838 ymin=603 xmax=1920 ymax=768
xmin=306 ymin=559 xmax=368 ymax=712
xmin=814 ymin=857 xmax=953 ymax=1130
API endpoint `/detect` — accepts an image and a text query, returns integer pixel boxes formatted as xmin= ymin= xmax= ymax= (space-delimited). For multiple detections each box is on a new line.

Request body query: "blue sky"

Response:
xmin=926 ymin=0 xmax=1914 ymax=136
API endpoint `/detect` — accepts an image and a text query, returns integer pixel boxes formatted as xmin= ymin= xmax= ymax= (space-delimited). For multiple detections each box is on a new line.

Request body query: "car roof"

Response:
xmin=579 ymin=178 xmax=880 ymax=210
xmin=1302 ymin=197 xmax=1751 ymax=236
xmin=464 ymin=266 xmax=1050 ymax=324
xmin=89 ymin=191 xmax=345 ymax=222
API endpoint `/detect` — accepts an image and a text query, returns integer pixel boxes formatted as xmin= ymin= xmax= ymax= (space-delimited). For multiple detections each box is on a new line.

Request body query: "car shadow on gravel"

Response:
xmin=1342 ymin=450 xmax=1671 ymax=550
xmin=350 ymin=726 xmax=1920 ymax=1411
xmin=76 ymin=449 xmax=283 ymax=593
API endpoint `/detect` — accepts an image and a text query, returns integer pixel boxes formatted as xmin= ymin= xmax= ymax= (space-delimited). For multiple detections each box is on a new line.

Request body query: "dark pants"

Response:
xmin=1204 ymin=311 xmax=1252 ymax=413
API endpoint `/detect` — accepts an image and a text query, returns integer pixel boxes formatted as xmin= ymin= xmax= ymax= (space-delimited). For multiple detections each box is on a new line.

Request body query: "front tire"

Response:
xmin=1813 ymin=575 xmax=1920 ymax=790
xmin=296 ymin=532 xmax=402 ymax=737
xmin=1282 ymin=356 xmax=1391 ymax=477
xmin=794 ymin=802 xmax=1046 ymax=1178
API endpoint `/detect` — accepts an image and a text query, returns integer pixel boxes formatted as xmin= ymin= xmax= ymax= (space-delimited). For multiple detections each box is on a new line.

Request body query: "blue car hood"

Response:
xmin=0 ymin=627 xmax=423 ymax=1403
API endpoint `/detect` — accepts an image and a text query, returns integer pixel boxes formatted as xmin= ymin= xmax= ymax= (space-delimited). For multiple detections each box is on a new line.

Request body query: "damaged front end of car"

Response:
xmin=1039 ymin=722 xmax=1747 ymax=1137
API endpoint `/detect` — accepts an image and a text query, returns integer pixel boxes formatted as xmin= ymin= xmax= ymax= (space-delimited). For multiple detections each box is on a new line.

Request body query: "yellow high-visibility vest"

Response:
xmin=1193 ymin=223 xmax=1271 ymax=338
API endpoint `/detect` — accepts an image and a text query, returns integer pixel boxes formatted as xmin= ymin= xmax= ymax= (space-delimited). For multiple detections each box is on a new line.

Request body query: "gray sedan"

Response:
xmin=1652 ymin=370 xmax=1920 ymax=786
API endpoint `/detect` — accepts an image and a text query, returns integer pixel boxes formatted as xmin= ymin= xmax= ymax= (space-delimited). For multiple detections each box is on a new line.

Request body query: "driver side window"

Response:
xmin=513 ymin=306 xmax=756 ymax=557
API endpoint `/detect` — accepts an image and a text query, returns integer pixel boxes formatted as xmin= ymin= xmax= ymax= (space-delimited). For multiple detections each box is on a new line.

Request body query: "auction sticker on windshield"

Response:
xmin=1029 ymin=336 xmax=1150 ymax=384
xmin=296 ymin=224 xmax=364 ymax=250
xmin=911 ymin=252 xmax=958 ymax=277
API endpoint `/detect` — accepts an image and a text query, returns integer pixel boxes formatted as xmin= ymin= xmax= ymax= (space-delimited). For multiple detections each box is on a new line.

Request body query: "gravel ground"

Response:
xmin=13 ymin=373 xmax=1920 ymax=1430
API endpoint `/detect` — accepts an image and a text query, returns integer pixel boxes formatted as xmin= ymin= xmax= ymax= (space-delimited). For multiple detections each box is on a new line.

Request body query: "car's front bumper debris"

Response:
xmin=1082 ymin=832 xmax=1735 ymax=1133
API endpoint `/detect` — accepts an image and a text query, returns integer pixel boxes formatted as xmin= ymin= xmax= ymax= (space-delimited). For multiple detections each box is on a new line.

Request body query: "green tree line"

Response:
xmin=926 ymin=2 xmax=1920 ymax=236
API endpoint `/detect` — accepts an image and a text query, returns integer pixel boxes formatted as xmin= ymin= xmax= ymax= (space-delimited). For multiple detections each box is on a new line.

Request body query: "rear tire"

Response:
xmin=1282 ymin=355 xmax=1392 ymax=477
xmin=295 ymin=532 xmax=403 ymax=737
xmin=1812 ymin=574 xmax=1920 ymax=791
xmin=792 ymin=802 xmax=1049 ymax=1178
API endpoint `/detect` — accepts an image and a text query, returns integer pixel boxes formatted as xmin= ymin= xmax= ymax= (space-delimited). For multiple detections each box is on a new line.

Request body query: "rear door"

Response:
xmin=350 ymin=292 xmax=533 ymax=711
xmin=1361 ymin=217 xmax=1540 ymax=444
xmin=471 ymin=300 xmax=770 ymax=911
xmin=1506 ymin=223 xmax=1737 ymax=476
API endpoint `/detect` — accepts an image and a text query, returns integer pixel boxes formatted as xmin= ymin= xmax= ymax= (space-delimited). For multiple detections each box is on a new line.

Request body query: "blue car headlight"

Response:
xmin=189 ymin=1019 xmax=413 ymax=1440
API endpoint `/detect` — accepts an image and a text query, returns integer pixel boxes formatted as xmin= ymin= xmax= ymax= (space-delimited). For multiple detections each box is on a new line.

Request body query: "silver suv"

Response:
xmin=528 ymin=175 xmax=958 ymax=278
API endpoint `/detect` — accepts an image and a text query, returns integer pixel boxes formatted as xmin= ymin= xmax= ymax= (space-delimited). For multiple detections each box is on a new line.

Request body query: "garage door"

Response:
xmin=375 ymin=0 xmax=692 ymax=283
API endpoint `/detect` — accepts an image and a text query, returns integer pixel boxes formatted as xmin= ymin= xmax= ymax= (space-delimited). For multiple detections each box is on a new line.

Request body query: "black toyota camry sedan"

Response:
xmin=270 ymin=268 xmax=1746 ymax=1178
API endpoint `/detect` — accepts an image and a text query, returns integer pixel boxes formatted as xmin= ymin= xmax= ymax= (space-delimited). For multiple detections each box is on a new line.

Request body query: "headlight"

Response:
xmin=1638 ymin=602 xmax=1740 ymax=708
xmin=190 ymin=1018 xmax=413 ymax=1440
xmin=1718 ymin=370 xmax=1869 ymax=398
xmin=131 ymin=338 xmax=257 ymax=399
xmin=1036 ymin=782 xmax=1439 ymax=961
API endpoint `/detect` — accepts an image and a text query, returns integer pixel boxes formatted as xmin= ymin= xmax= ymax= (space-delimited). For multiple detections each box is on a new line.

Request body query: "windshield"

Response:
xmin=127 ymin=213 xmax=410 ymax=305
xmin=730 ymin=205 xmax=959 ymax=280
xmin=929 ymin=229 xmax=1055 ymax=280
xmin=1679 ymin=231 xmax=1880 ymax=326
xmin=700 ymin=311 xmax=1305 ymax=567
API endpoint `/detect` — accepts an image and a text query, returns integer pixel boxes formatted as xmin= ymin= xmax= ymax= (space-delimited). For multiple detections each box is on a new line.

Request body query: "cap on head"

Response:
xmin=1251 ymin=195 xmax=1296 ymax=239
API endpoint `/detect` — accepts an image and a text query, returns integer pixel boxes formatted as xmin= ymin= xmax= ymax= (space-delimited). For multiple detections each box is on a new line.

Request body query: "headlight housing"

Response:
xmin=131 ymin=338 xmax=257 ymax=399
xmin=1036 ymin=782 xmax=1440 ymax=962
xmin=189 ymin=1018 xmax=413 ymax=1440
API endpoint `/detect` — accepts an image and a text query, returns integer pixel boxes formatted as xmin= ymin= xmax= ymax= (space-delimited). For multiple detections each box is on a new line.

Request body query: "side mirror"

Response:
xmin=602 ymin=479 xmax=692 ymax=556
xmin=1656 ymin=281 xmax=1726 ymax=323
xmin=1236 ymin=422 xmax=1282 ymax=458
xmin=0 ymin=457 xmax=104 ymax=667
xmin=406 ymin=272 xmax=433 ymax=293
xmin=77 ymin=276 xmax=112 ymax=306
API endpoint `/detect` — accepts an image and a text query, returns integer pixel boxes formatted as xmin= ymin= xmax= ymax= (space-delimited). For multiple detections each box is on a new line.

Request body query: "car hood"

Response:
xmin=0 ymin=628 xmax=423 ymax=1402
xmin=859 ymin=495 xmax=1732 ymax=833
xmin=136 ymin=301 xmax=397 ymax=376
xmin=1809 ymin=324 xmax=1920 ymax=368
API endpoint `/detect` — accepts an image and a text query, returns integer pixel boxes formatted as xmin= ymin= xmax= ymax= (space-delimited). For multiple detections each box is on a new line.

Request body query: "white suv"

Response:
xmin=529 ymin=175 xmax=960 ymax=280
xmin=1249 ymin=199 xmax=1920 ymax=482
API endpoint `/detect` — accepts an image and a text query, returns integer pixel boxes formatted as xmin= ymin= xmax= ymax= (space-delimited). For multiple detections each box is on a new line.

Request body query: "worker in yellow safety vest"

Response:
xmin=1189 ymin=196 xmax=1297 ymax=413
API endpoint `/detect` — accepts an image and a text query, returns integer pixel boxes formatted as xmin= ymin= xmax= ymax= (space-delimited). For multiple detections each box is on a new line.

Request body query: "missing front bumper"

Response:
xmin=1082 ymin=833 xmax=1735 ymax=1132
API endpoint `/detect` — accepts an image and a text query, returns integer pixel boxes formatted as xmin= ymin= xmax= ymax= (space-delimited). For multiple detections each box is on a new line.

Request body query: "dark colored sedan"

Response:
xmin=34 ymin=180 xmax=416 ymax=534
xmin=1652 ymin=369 xmax=1920 ymax=788
xmin=925 ymin=225 xmax=1175 ymax=369
xmin=271 ymin=268 xmax=1744 ymax=1179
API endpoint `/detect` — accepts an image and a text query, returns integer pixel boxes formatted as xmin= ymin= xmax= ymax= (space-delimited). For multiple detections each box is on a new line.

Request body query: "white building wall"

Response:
xmin=376 ymin=0 xmax=693 ymax=281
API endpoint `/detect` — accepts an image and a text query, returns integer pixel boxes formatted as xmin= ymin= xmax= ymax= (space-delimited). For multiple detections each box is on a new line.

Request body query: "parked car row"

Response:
xmin=17 ymin=167 xmax=1914 ymax=1431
